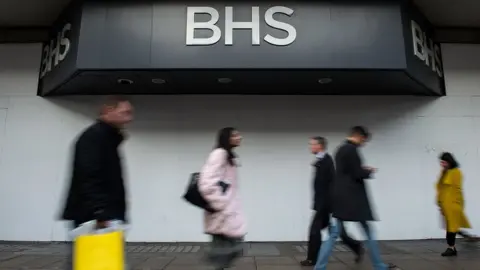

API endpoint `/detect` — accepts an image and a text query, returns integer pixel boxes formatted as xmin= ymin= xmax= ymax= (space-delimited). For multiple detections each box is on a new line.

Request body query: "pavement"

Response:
xmin=0 ymin=239 xmax=479 ymax=269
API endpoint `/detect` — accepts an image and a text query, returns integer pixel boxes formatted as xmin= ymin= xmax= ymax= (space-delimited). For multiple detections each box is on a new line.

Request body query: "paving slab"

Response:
xmin=135 ymin=257 xmax=174 ymax=269
xmin=293 ymin=254 xmax=339 ymax=263
xmin=255 ymin=256 xmax=298 ymax=265
xmin=392 ymin=259 xmax=447 ymax=270
xmin=0 ymin=240 xmax=479 ymax=269
xmin=244 ymin=243 xmax=280 ymax=256
xmin=256 ymin=266 xmax=305 ymax=270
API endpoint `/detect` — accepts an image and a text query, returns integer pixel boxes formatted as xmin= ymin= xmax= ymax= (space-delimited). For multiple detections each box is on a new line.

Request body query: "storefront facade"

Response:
xmin=38 ymin=0 xmax=444 ymax=96
xmin=0 ymin=1 xmax=479 ymax=242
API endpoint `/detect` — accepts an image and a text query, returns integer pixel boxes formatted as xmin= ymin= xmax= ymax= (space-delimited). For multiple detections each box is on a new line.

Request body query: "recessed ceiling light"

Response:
xmin=318 ymin=78 xmax=332 ymax=84
xmin=117 ymin=78 xmax=134 ymax=85
xmin=152 ymin=78 xmax=166 ymax=84
xmin=218 ymin=78 xmax=232 ymax=83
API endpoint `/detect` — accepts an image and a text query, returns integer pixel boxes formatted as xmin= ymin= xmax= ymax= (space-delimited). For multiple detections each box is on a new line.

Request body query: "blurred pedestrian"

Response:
xmin=199 ymin=127 xmax=246 ymax=270
xmin=314 ymin=126 xmax=396 ymax=270
xmin=436 ymin=152 xmax=477 ymax=257
xmin=300 ymin=136 xmax=363 ymax=266
xmin=60 ymin=96 xmax=133 ymax=269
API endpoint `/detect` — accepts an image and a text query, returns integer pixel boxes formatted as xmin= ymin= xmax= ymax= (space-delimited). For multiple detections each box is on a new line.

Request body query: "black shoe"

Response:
xmin=441 ymin=247 xmax=457 ymax=257
xmin=355 ymin=246 xmax=365 ymax=263
xmin=386 ymin=262 xmax=397 ymax=268
xmin=300 ymin=259 xmax=315 ymax=266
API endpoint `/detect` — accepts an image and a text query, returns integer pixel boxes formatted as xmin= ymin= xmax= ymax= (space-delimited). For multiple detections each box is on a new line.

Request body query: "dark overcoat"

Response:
xmin=61 ymin=120 xmax=127 ymax=225
xmin=332 ymin=140 xmax=376 ymax=221
xmin=312 ymin=154 xmax=335 ymax=213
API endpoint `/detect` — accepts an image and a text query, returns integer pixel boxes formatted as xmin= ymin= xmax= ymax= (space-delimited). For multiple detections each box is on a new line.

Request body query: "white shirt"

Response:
xmin=315 ymin=151 xmax=326 ymax=159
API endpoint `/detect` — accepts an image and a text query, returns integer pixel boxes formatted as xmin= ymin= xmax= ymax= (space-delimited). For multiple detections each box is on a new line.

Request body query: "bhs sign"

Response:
xmin=40 ymin=23 xmax=72 ymax=79
xmin=411 ymin=20 xmax=443 ymax=78
xmin=186 ymin=6 xmax=297 ymax=46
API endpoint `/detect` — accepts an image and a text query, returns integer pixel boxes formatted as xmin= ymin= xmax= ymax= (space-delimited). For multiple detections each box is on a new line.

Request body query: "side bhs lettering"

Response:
xmin=40 ymin=23 xmax=72 ymax=79
xmin=411 ymin=20 xmax=443 ymax=78
xmin=186 ymin=6 xmax=297 ymax=46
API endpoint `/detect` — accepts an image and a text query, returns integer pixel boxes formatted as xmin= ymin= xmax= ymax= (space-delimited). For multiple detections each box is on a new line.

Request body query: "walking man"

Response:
xmin=314 ymin=127 xmax=396 ymax=270
xmin=301 ymin=136 xmax=363 ymax=266
xmin=60 ymin=96 xmax=133 ymax=269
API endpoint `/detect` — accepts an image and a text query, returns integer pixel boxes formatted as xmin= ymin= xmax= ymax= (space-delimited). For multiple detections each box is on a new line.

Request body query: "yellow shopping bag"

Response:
xmin=74 ymin=230 xmax=125 ymax=270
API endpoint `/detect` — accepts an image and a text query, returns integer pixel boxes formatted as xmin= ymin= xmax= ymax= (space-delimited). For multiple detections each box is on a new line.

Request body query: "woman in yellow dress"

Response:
xmin=436 ymin=152 xmax=475 ymax=257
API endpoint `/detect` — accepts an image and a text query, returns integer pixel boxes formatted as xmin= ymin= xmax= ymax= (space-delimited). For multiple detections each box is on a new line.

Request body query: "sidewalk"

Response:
xmin=0 ymin=239 xmax=479 ymax=269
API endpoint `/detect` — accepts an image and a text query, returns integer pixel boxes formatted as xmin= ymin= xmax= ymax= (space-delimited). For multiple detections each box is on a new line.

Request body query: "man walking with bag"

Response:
xmin=314 ymin=126 xmax=396 ymax=270
xmin=60 ymin=96 xmax=133 ymax=269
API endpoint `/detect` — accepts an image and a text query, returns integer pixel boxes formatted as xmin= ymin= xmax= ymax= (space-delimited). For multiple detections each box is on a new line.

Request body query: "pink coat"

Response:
xmin=198 ymin=148 xmax=246 ymax=238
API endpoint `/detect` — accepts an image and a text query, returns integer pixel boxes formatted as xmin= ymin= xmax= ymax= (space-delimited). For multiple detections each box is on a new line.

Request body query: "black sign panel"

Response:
xmin=401 ymin=1 xmax=445 ymax=95
xmin=37 ymin=0 xmax=446 ymax=96
xmin=76 ymin=1 xmax=406 ymax=70
xmin=37 ymin=0 xmax=82 ymax=96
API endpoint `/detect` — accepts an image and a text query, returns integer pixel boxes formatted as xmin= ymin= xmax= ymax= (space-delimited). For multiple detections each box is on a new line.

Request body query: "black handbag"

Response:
xmin=183 ymin=172 xmax=216 ymax=212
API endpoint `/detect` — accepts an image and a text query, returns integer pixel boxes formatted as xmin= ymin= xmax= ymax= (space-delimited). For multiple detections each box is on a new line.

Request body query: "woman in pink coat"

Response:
xmin=199 ymin=127 xmax=246 ymax=269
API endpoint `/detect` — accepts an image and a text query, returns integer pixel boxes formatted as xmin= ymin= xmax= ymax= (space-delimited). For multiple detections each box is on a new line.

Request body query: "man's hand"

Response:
xmin=96 ymin=220 xmax=110 ymax=229
xmin=364 ymin=166 xmax=377 ymax=173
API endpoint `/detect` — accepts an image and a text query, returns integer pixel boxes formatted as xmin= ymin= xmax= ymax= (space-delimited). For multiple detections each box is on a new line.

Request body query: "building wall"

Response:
xmin=0 ymin=43 xmax=479 ymax=242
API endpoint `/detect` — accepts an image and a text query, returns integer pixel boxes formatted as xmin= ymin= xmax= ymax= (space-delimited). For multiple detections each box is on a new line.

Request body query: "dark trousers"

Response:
xmin=446 ymin=232 xmax=456 ymax=246
xmin=447 ymin=230 xmax=473 ymax=246
xmin=307 ymin=210 xmax=361 ymax=262
xmin=207 ymin=234 xmax=243 ymax=270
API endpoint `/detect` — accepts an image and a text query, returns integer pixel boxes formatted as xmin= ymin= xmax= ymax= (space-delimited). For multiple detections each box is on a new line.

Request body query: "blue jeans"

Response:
xmin=314 ymin=218 xmax=388 ymax=270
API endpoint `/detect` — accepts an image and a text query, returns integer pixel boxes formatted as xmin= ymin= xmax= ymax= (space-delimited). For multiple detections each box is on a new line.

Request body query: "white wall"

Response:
xmin=0 ymin=43 xmax=479 ymax=242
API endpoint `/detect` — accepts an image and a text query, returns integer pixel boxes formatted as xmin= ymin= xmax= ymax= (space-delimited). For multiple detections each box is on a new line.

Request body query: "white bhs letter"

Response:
xmin=186 ymin=7 xmax=221 ymax=45
xmin=264 ymin=6 xmax=296 ymax=46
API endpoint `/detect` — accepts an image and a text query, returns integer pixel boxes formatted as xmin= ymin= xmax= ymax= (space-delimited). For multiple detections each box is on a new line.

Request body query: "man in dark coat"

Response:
xmin=60 ymin=96 xmax=133 ymax=270
xmin=61 ymin=96 xmax=133 ymax=228
xmin=313 ymin=127 xmax=396 ymax=270
xmin=300 ymin=137 xmax=362 ymax=266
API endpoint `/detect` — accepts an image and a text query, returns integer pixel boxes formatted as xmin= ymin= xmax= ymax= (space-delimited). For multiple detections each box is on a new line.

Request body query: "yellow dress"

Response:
xmin=436 ymin=168 xmax=471 ymax=232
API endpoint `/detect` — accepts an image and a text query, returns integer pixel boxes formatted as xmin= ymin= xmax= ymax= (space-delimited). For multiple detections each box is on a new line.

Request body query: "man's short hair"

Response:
xmin=99 ymin=95 xmax=130 ymax=115
xmin=350 ymin=126 xmax=370 ymax=139
xmin=311 ymin=136 xmax=327 ymax=149
xmin=103 ymin=95 xmax=130 ymax=107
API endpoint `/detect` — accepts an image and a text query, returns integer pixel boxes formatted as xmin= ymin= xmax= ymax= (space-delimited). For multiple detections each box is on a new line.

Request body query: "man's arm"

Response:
xmin=349 ymin=147 xmax=372 ymax=181
xmin=323 ymin=155 xmax=335 ymax=189
xmin=76 ymin=132 xmax=111 ymax=222
xmin=325 ymin=155 xmax=336 ymax=185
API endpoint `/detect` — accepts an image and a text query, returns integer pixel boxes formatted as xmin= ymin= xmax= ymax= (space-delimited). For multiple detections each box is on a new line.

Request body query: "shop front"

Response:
xmin=38 ymin=0 xmax=445 ymax=96
xmin=19 ymin=0 xmax=456 ymax=242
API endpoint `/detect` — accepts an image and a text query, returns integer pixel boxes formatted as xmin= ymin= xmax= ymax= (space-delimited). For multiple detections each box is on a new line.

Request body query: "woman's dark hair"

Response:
xmin=439 ymin=152 xmax=459 ymax=169
xmin=215 ymin=127 xmax=237 ymax=166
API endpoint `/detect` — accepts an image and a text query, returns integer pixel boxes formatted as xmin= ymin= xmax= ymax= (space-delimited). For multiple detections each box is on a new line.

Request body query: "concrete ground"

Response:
xmin=0 ymin=239 xmax=479 ymax=269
